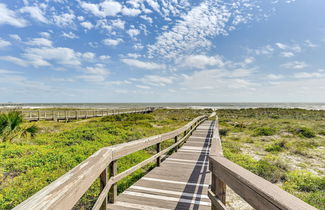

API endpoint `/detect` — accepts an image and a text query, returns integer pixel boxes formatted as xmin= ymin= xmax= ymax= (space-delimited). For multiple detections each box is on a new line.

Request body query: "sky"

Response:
xmin=0 ymin=0 xmax=324 ymax=103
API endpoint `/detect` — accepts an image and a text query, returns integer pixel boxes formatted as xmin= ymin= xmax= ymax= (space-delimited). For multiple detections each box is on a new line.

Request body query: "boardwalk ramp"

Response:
xmin=107 ymin=121 xmax=214 ymax=210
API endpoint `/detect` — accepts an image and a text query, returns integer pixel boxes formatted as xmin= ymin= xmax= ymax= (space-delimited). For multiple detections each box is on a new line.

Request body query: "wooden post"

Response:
xmin=174 ymin=136 xmax=178 ymax=152
xmin=156 ymin=143 xmax=161 ymax=166
xmin=52 ymin=111 xmax=54 ymax=121
xmin=38 ymin=110 xmax=40 ymax=121
xmin=76 ymin=111 xmax=78 ymax=120
xmin=210 ymin=165 xmax=226 ymax=210
xmin=86 ymin=111 xmax=88 ymax=119
xmin=108 ymin=161 xmax=117 ymax=203
xmin=99 ymin=168 xmax=108 ymax=210
xmin=65 ymin=111 xmax=68 ymax=122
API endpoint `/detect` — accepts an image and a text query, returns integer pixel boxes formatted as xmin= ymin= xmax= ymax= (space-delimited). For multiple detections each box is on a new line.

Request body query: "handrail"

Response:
xmin=14 ymin=115 xmax=207 ymax=210
xmin=208 ymin=115 xmax=317 ymax=210
xmin=19 ymin=107 xmax=154 ymax=122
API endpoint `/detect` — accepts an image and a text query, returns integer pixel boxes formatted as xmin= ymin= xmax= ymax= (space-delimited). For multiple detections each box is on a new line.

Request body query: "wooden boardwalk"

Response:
xmin=14 ymin=114 xmax=316 ymax=210
xmin=107 ymin=121 xmax=215 ymax=210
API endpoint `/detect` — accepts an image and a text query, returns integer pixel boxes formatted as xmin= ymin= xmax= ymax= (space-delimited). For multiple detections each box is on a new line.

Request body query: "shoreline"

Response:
xmin=1 ymin=102 xmax=325 ymax=110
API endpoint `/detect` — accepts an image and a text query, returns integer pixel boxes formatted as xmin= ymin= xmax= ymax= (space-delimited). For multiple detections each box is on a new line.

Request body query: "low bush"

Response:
xmin=265 ymin=139 xmax=287 ymax=152
xmin=284 ymin=170 xmax=325 ymax=192
xmin=219 ymin=128 xmax=228 ymax=136
xmin=294 ymin=127 xmax=316 ymax=138
xmin=254 ymin=127 xmax=276 ymax=136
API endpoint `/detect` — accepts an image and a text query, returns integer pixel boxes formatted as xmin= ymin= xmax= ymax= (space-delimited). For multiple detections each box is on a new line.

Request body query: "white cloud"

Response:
xmin=79 ymin=64 xmax=109 ymax=82
xmin=293 ymin=72 xmax=325 ymax=79
xmin=148 ymin=0 xmax=257 ymax=59
xmin=53 ymin=13 xmax=75 ymax=27
xmin=127 ymin=29 xmax=140 ymax=37
xmin=132 ymin=75 xmax=175 ymax=87
xmin=127 ymin=53 xmax=141 ymax=58
xmin=253 ymin=45 xmax=274 ymax=55
xmin=26 ymin=38 xmax=52 ymax=47
xmin=82 ymin=52 xmax=95 ymax=60
xmin=122 ymin=7 xmax=141 ymax=16
xmin=267 ymin=74 xmax=284 ymax=80
xmin=181 ymin=69 xmax=256 ymax=91
xmin=111 ymin=19 xmax=125 ymax=29
xmin=121 ymin=59 xmax=165 ymax=70
xmin=0 ymin=39 xmax=11 ymax=48
xmin=304 ymin=40 xmax=317 ymax=48
xmin=22 ymin=46 xmax=82 ymax=67
xmin=136 ymin=85 xmax=150 ymax=89
xmin=0 ymin=3 xmax=27 ymax=27
xmin=80 ymin=0 xmax=122 ymax=17
xmin=62 ymin=32 xmax=78 ymax=39
xmin=80 ymin=21 xmax=94 ymax=29
xmin=275 ymin=42 xmax=301 ymax=53
xmin=77 ymin=16 xmax=85 ymax=21
xmin=275 ymin=42 xmax=287 ymax=50
xmin=179 ymin=55 xmax=224 ymax=69
xmin=0 ymin=69 xmax=19 ymax=74
xmin=282 ymin=61 xmax=308 ymax=69
xmin=20 ymin=6 xmax=48 ymax=23
xmin=280 ymin=52 xmax=294 ymax=58
xmin=99 ymin=55 xmax=110 ymax=60
xmin=103 ymin=38 xmax=123 ymax=46
xmin=39 ymin=32 xmax=50 ymax=38
xmin=0 ymin=56 xmax=28 ymax=67
xmin=9 ymin=34 xmax=21 ymax=41
xmin=83 ymin=64 xmax=109 ymax=76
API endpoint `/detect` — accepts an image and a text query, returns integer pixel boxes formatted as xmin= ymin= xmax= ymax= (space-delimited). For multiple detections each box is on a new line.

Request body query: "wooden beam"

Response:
xmin=108 ymin=161 xmax=117 ymax=203
xmin=209 ymin=156 xmax=317 ymax=210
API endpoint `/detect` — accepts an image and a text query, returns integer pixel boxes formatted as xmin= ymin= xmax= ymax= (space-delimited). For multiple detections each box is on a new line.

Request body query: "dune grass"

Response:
xmin=217 ymin=108 xmax=325 ymax=209
xmin=0 ymin=109 xmax=210 ymax=209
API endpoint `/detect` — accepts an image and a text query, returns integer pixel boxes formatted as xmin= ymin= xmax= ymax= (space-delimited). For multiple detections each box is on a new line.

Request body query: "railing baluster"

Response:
xmin=156 ymin=143 xmax=161 ymax=166
xmin=99 ymin=168 xmax=108 ymax=210
xmin=108 ymin=161 xmax=117 ymax=203
xmin=174 ymin=136 xmax=178 ymax=151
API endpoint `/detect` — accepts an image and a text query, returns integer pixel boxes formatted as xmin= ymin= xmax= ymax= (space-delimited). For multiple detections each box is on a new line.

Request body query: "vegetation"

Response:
xmin=0 ymin=109 xmax=209 ymax=209
xmin=217 ymin=108 xmax=325 ymax=209
xmin=0 ymin=111 xmax=38 ymax=143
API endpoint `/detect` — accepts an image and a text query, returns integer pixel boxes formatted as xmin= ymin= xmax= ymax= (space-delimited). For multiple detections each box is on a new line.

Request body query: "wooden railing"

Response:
xmin=4 ymin=107 xmax=154 ymax=122
xmin=208 ymin=116 xmax=317 ymax=210
xmin=13 ymin=115 xmax=207 ymax=210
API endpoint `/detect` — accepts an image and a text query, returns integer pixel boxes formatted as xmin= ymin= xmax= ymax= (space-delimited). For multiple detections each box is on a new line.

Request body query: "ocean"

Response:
xmin=1 ymin=103 xmax=325 ymax=110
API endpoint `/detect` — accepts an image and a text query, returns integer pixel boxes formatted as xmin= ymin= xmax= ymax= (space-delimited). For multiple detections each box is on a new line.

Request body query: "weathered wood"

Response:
xmin=208 ymin=189 xmax=226 ymax=210
xmin=13 ymin=115 xmax=210 ymax=210
xmin=211 ymin=173 xmax=226 ymax=204
xmin=209 ymin=115 xmax=226 ymax=209
xmin=13 ymin=148 xmax=113 ymax=210
xmin=107 ymin=120 xmax=213 ymax=210
xmin=209 ymin=156 xmax=317 ymax=210
xmin=108 ymin=161 xmax=117 ymax=203
xmin=92 ymin=180 xmax=113 ymax=210
xmin=111 ymin=116 xmax=206 ymax=160
xmin=156 ymin=143 xmax=161 ymax=166
xmin=99 ymin=168 xmax=108 ymax=210
xmin=174 ymin=135 xmax=178 ymax=151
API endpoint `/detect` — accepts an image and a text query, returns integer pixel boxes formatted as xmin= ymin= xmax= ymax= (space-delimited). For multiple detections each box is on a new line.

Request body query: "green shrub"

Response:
xmin=318 ymin=130 xmax=325 ymax=135
xmin=219 ymin=128 xmax=228 ymax=136
xmin=254 ymin=160 xmax=285 ymax=183
xmin=283 ymin=170 xmax=325 ymax=192
xmin=254 ymin=127 xmax=276 ymax=136
xmin=295 ymin=127 xmax=316 ymax=138
xmin=265 ymin=139 xmax=287 ymax=152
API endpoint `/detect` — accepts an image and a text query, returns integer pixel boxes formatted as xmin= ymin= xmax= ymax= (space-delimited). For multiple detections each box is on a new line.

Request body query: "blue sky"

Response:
xmin=0 ymin=0 xmax=324 ymax=103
